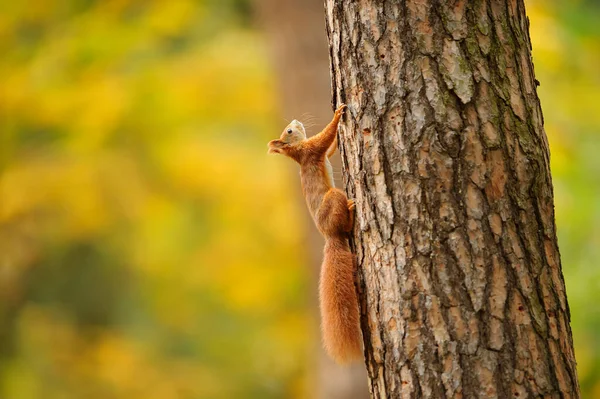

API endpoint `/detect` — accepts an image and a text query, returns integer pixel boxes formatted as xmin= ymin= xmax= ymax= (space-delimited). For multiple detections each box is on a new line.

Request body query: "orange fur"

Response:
xmin=268 ymin=105 xmax=362 ymax=364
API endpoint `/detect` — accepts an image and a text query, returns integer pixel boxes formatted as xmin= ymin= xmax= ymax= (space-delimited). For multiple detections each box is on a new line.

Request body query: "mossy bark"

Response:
xmin=325 ymin=0 xmax=579 ymax=397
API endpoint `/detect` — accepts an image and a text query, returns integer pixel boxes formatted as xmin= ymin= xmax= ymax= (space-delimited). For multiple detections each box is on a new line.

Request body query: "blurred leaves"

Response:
xmin=0 ymin=0 xmax=308 ymax=398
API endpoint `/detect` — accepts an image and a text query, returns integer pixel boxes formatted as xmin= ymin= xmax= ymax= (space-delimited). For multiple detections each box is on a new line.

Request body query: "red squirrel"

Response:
xmin=268 ymin=104 xmax=362 ymax=364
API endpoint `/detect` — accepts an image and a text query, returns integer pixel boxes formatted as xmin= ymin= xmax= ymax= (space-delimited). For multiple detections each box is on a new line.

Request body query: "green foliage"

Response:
xmin=528 ymin=0 xmax=600 ymax=396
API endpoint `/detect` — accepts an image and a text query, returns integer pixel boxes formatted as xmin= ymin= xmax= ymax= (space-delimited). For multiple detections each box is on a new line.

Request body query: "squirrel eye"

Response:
xmin=287 ymin=129 xmax=293 ymax=134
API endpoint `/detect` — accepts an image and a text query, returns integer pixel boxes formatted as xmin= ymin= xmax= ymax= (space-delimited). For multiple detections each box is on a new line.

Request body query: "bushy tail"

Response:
xmin=319 ymin=236 xmax=363 ymax=364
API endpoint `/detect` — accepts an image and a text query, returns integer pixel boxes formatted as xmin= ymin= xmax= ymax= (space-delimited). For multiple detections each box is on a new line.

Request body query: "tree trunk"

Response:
xmin=325 ymin=0 xmax=580 ymax=398
xmin=254 ymin=1 xmax=369 ymax=398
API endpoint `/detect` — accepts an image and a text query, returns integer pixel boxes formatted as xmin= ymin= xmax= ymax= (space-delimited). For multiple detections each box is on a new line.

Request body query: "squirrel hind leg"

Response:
xmin=316 ymin=189 xmax=352 ymax=236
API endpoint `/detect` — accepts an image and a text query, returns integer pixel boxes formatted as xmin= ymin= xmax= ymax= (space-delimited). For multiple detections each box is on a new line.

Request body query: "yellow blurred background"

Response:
xmin=0 ymin=0 xmax=598 ymax=398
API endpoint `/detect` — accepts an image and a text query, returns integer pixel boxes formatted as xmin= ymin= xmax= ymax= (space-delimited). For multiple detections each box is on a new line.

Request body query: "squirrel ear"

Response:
xmin=268 ymin=139 xmax=285 ymax=154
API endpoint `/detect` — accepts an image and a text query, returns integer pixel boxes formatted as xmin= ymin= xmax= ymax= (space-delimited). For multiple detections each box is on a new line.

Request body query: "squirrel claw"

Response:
xmin=335 ymin=104 xmax=347 ymax=116
xmin=347 ymin=199 xmax=355 ymax=211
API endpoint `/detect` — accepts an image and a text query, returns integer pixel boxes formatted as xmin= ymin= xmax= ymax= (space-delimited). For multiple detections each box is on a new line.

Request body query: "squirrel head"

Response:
xmin=268 ymin=120 xmax=306 ymax=157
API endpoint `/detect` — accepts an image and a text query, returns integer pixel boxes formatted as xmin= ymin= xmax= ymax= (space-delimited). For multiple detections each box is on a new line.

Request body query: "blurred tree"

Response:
xmin=326 ymin=0 xmax=579 ymax=397
xmin=254 ymin=0 xmax=369 ymax=397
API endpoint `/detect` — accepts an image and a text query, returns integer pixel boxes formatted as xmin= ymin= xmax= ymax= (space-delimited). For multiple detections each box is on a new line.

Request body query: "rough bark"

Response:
xmin=254 ymin=1 xmax=369 ymax=398
xmin=325 ymin=0 xmax=579 ymax=398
